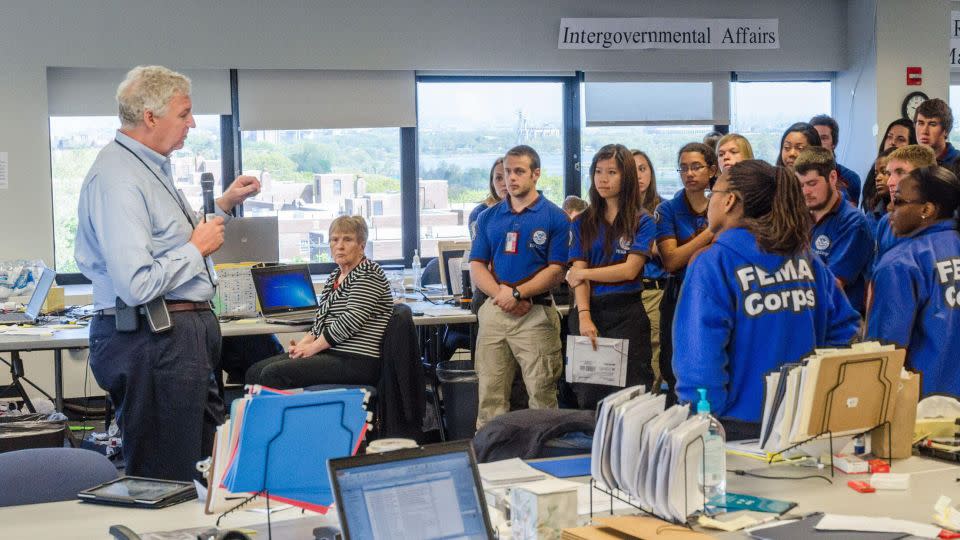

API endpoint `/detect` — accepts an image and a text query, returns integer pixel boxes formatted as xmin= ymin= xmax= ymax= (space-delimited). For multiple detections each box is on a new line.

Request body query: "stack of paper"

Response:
xmin=590 ymin=386 xmax=710 ymax=523
xmin=759 ymin=342 xmax=904 ymax=454
xmin=204 ymin=385 xmax=370 ymax=515
xmin=477 ymin=458 xmax=547 ymax=487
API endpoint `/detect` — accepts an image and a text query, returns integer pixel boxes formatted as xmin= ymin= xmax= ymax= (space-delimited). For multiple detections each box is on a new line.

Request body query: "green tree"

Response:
xmin=243 ymin=151 xmax=298 ymax=180
xmin=289 ymin=142 xmax=333 ymax=174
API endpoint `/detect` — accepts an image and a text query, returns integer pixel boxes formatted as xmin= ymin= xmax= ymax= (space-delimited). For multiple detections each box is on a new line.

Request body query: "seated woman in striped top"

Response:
xmin=245 ymin=216 xmax=393 ymax=389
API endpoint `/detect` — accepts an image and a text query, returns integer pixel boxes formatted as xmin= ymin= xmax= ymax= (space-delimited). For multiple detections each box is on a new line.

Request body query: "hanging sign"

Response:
xmin=558 ymin=18 xmax=779 ymax=50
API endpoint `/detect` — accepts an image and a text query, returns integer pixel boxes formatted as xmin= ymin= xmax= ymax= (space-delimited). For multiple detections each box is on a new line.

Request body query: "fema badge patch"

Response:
xmin=469 ymin=221 xmax=478 ymax=240
xmin=653 ymin=209 xmax=661 ymax=224
xmin=618 ymin=237 xmax=632 ymax=251
xmin=532 ymin=229 xmax=548 ymax=246
xmin=814 ymin=234 xmax=831 ymax=251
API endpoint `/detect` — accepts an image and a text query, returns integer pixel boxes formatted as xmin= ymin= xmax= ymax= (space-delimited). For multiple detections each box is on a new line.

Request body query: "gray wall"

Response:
xmin=0 ymin=0 xmax=848 ymax=263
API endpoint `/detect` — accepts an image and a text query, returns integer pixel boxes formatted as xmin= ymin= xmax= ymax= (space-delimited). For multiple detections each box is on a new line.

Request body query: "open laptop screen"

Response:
xmin=25 ymin=267 xmax=57 ymax=318
xmin=332 ymin=446 xmax=491 ymax=540
xmin=251 ymin=265 xmax=318 ymax=314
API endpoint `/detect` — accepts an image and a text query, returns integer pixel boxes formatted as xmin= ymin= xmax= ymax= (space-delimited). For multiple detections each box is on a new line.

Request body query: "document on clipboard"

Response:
xmin=565 ymin=335 xmax=629 ymax=387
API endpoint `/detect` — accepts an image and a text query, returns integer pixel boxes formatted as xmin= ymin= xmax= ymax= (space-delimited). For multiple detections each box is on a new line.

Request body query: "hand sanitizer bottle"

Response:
xmin=697 ymin=388 xmax=727 ymax=508
xmin=411 ymin=250 xmax=421 ymax=292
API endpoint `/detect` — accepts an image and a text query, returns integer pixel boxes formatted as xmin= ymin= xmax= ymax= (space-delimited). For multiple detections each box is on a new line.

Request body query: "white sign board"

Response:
xmin=950 ymin=11 xmax=960 ymax=70
xmin=558 ymin=18 xmax=779 ymax=50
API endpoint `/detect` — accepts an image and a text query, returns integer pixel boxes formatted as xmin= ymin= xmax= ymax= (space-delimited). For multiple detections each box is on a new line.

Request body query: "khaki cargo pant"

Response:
xmin=474 ymin=298 xmax=562 ymax=428
xmin=641 ymin=288 xmax=664 ymax=384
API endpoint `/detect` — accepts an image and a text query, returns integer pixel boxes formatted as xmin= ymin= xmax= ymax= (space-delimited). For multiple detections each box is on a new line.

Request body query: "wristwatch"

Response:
xmin=512 ymin=287 xmax=522 ymax=301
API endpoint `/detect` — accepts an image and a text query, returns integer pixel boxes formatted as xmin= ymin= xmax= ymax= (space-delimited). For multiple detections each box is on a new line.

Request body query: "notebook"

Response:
xmin=328 ymin=441 xmax=494 ymax=540
xmin=250 ymin=264 xmax=318 ymax=324
xmin=0 ymin=267 xmax=56 ymax=325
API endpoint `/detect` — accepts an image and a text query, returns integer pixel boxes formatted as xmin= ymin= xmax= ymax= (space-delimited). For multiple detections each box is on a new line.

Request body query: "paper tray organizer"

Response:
xmin=589 ymin=411 xmax=709 ymax=525
xmin=762 ymin=348 xmax=905 ymax=475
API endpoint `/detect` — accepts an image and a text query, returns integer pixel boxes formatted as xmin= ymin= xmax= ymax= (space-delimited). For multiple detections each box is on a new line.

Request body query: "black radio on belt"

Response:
xmin=114 ymin=297 xmax=173 ymax=334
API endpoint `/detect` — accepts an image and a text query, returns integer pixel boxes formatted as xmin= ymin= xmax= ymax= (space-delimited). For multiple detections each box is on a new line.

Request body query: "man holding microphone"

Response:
xmin=75 ymin=65 xmax=260 ymax=481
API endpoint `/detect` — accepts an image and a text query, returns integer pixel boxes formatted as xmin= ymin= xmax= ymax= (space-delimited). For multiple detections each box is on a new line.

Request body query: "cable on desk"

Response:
xmin=728 ymin=469 xmax=833 ymax=484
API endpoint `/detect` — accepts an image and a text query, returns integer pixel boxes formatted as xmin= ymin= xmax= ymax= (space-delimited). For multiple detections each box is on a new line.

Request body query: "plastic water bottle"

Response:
xmin=411 ymin=250 xmax=421 ymax=292
xmin=696 ymin=388 xmax=727 ymax=507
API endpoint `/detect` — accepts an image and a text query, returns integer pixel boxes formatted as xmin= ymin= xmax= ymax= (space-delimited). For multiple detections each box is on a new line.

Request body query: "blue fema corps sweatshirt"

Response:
xmin=673 ymin=227 xmax=860 ymax=422
xmin=867 ymin=220 xmax=960 ymax=396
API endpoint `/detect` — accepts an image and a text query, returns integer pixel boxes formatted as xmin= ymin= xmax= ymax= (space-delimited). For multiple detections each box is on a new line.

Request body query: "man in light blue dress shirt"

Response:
xmin=75 ymin=66 xmax=260 ymax=481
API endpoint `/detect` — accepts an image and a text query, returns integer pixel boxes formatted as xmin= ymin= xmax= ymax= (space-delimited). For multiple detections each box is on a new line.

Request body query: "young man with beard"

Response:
xmin=794 ymin=147 xmax=873 ymax=314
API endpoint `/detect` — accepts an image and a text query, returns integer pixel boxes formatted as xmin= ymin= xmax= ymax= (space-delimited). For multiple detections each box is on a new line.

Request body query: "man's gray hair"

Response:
xmin=116 ymin=66 xmax=191 ymax=129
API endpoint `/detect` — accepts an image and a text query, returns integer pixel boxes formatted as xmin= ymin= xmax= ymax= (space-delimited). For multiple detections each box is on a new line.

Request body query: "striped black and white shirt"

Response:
xmin=310 ymin=258 xmax=393 ymax=359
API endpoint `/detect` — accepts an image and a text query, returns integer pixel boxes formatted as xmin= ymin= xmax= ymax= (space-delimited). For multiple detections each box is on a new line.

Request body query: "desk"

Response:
xmin=2 ymin=454 xmax=955 ymax=539
xmin=0 ymin=301 xmax=478 ymax=412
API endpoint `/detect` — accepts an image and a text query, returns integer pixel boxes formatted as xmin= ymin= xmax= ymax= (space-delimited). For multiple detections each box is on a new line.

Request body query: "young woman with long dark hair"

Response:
xmin=672 ymin=160 xmax=860 ymax=439
xmin=566 ymin=144 xmax=656 ymax=407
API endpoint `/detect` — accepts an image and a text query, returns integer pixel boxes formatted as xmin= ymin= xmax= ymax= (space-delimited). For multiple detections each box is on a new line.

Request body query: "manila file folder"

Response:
xmin=803 ymin=349 xmax=904 ymax=437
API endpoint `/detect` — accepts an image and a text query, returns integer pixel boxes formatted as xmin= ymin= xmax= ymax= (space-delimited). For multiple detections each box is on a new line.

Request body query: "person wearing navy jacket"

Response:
xmin=794 ymin=147 xmax=874 ymax=314
xmin=872 ymin=145 xmax=936 ymax=272
xmin=673 ymin=160 xmax=860 ymax=439
xmin=470 ymin=145 xmax=569 ymax=427
xmin=867 ymin=166 xmax=960 ymax=397
xmin=811 ymin=114 xmax=862 ymax=205
xmin=915 ymin=98 xmax=960 ymax=169
xmin=633 ymin=149 xmax=669 ymax=386
xmin=565 ymin=144 xmax=656 ymax=408
xmin=654 ymin=142 xmax=717 ymax=398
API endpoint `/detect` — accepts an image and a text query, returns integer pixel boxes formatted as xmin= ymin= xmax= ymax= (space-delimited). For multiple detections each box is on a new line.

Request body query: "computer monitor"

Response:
xmin=328 ymin=441 xmax=493 ymax=540
xmin=250 ymin=264 xmax=318 ymax=316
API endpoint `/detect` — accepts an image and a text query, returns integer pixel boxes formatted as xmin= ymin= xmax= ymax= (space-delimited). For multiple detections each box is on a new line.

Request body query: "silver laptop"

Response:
xmin=250 ymin=264 xmax=319 ymax=325
xmin=0 ymin=267 xmax=56 ymax=325
xmin=214 ymin=216 xmax=280 ymax=264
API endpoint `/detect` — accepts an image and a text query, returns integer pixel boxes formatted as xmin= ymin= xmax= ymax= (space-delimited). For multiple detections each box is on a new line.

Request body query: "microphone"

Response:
xmin=200 ymin=172 xmax=216 ymax=222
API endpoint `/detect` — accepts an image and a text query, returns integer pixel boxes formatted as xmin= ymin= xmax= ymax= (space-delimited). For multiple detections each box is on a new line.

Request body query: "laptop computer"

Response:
xmin=250 ymin=264 xmax=319 ymax=325
xmin=0 ymin=267 xmax=56 ymax=325
xmin=328 ymin=441 xmax=494 ymax=540
xmin=214 ymin=216 xmax=280 ymax=265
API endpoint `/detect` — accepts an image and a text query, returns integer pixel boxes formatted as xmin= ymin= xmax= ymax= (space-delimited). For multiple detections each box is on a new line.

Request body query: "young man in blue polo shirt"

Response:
xmin=794 ymin=147 xmax=873 ymax=313
xmin=874 ymin=145 xmax=937 ymax=270
xmin=915 ymin=98 xmax=960 ymax=168
xmin=470 ymin=145 xmax=569 ymax=427
xmin=811 ymin=114 xmax=862 ymax=205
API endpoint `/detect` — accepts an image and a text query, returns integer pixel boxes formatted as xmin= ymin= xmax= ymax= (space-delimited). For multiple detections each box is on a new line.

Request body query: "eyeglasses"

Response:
xmin=706 ymin=189 xmax=736 ymax=200
xmin=677 ymin=164 xmax=707 ymax=174
xmin=891 ymin=198 xmax=925 ymax=207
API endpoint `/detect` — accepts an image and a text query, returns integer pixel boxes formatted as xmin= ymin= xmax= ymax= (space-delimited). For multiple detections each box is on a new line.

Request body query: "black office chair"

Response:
xmin=305 ymin=303 xmax=425 ymax=441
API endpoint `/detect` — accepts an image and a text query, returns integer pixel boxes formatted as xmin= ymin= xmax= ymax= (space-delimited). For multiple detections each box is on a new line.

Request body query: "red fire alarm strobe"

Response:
xmin=907 ymin=66 xmax=922 ymax=86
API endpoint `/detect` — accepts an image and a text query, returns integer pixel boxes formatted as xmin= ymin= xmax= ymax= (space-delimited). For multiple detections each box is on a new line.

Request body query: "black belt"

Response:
xmin=98 ymin=300 xmax=212 ymax=316
xmin=641 ymin=278 xmax=668 ymax=291
xmin=528 ymin=294 xmax=553 ymax=307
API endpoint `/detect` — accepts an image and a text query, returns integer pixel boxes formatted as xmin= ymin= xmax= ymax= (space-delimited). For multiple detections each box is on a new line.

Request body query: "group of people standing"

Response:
xmin=469 ymin=101 xmax=960 ymax=439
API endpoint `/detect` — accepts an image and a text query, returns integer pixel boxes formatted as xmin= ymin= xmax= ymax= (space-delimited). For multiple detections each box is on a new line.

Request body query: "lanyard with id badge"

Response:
xmin=504 ymin=230 xmax=519 ymax=254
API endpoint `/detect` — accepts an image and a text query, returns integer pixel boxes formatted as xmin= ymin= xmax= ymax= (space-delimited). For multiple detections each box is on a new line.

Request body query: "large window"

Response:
xmin=239 ymin=128 xmax=402 ymax=263
xmin=730 ymin=81 xmax=832 ymax=163
xmin=581 ymin=125 xmax=716 ymax=199
xmin=416 ymin=81 xmax=565 ymax=257
xmin=50 ymin=115 xmax=222 ymax=273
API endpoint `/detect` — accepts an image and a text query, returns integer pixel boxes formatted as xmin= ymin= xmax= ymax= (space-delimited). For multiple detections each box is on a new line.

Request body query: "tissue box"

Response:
xmin=510 ymin=479 xmax=579 ymax=540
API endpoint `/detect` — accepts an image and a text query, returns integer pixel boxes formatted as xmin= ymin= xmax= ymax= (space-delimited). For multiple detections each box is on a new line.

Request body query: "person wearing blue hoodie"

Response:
xmin=673 ymin=160 xmax=860 ymax=439
xmin=867 ymin=166 xmax=960 ymax=397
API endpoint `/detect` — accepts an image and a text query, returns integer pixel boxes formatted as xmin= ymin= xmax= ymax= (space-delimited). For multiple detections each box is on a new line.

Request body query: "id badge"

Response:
xmin=504 ymin=231 xmax=519 ymax=254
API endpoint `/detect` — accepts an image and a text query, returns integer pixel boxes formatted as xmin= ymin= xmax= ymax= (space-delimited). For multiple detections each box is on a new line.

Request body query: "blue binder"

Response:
xmin=222 ymin=388 xmax=369 ymax=511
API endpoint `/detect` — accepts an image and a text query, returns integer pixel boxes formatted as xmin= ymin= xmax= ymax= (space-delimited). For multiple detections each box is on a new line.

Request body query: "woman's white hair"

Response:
xmin=116 ymin=66 xmax=191 ymax=129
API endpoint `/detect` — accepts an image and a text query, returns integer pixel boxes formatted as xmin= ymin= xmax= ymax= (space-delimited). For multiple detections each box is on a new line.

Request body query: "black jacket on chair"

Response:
xmin=379 ymin=303 xmax=425 ymax=438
